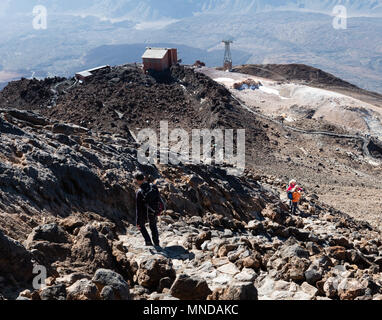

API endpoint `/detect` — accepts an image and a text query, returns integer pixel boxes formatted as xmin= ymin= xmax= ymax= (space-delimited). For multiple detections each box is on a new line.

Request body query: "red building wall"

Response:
xmin=143 ymin=49 xmax=178 ymax=72
xmin=169 ymin=49 xmax=178 ymax=65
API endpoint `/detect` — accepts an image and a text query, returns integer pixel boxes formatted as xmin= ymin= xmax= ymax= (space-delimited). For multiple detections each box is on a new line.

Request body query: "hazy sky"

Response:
xmin=1 ymin=0 xmax=381 ymax=20
xmin=0 ymin=1 xmax=11 ymax=16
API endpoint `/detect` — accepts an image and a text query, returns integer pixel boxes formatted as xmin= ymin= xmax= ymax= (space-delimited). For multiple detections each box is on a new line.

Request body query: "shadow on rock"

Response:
xmin=151 ymin=245 xmax=195 ymax=261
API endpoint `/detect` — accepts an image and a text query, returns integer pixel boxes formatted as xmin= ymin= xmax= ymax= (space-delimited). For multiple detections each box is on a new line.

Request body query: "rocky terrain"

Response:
xmin=1 ymin=63 xmax=382 ymax=300
xmin=0 ymin=106 xmax=269 ymax=299
xmin=0 ymin=65 xmax=268 ymax=146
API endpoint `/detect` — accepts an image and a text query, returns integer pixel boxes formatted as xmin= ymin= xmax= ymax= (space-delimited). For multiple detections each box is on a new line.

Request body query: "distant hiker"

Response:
xmin=278 ymin=114 xmax=286 ymax=125
xmin=134 ymin=172 xmax=165 ymax=247
xmin=286 ymin=180 xmax=303 ymax=214
xmin=286 ymin=179 xmax=297 ymax=200
xmin=291 ymin=185 xmax=303 ymax=215
xmin=281 ymin=113 xmax=287 ymax=125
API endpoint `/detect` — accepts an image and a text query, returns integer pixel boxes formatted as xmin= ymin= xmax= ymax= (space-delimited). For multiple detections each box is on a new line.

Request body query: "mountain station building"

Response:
xmin=142 ymin=47 xmax=178 ymax=72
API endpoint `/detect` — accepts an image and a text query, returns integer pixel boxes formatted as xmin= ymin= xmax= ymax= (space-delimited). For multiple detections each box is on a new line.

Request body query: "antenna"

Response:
xmin=222 ymin=40 xmax=233 ymax=71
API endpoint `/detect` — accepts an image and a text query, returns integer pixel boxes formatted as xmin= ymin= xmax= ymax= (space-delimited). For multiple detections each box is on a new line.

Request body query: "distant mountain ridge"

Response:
xmin=3 ymin=0 xmax=382 ymax=20
xmin=83 ymin=43 xmax=252 ymax=70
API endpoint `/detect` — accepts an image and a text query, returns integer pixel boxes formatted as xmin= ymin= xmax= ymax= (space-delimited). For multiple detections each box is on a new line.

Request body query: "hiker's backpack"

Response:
xmin=141 ymin=184 xmax=166 ymax=216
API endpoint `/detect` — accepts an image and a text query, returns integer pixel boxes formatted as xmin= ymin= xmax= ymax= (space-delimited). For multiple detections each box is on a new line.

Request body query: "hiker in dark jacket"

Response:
xmin=134 ymin=172 xmax=160 ymax=247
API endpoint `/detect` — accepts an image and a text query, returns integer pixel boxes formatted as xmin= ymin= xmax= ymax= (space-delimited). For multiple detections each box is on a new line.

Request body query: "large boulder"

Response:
xmin=27 ymin=241 xmax=72 ymax=268
xmin=234 ymin=268 xmax=257 ymax=282
xmin=158 ymin=277 xmax=174 ymax=293
xmin=112 ymin=241 xmax=136 ymax=284
xmin=170 ymin=274 xmax=212 ymax=300
xmin=338 ymin=279 xmax=366 ymax=300
xmin=26 ymin=223 xmax=70 ymax=244
xmin=0 ymin=230 xmax=34 ymax=282
xmin=100 ymin=286 xmax=117 ymax=300
xmin=217 ymin=262 xmax=241 ymax=276
xmin=323 ymin=277 xmax=340 ymax=298
xmin=312 ymin=255 xmax=333 ymax=270
xmin=217 ymin=244 xmax=239 ymax=258
xmin=136 ymin=255 xmax=176 ymax=290
xmin=59 ymin=217 xmax=85 ymax=235
xmin=325 ymin=246 xmax=347 ymax=261
xmin=261 ymin=204 xmax=285 ymax=224
xmin=282 ymin=257 xmax=311 ymax=282
xmin=256 ymin=277 xmax=315 ymax=300
xmin=39 ymin=284 xmax=67 ymax=300
xmin=52 ymin=123 xmax=88 ymax=136
xmin=245 ymin=220 xmax=264 ymax=232
xmin=6 ymin=109 xmax=49 ymax=126
xmin=195 ymin=231 xmax=211 ymax=250
xmin=304 ymin=265 xmax=323 ymax=285
xmin=300 ymin=282 xmax=319 ymax=298
xmin=279 ymin=243 xmax=310 ymax=260
xmin=71 ymin=225 xmax=115 ymax=272
xmin=208 ymin=281 xmax=258 ymax=300
xmin=92 ymin=269 xmax=130 ymax=300
xmin=25 ymin=223 xmax=72 ymax=270
xmin=242 ymin=253 xmax=262 ymax=271
xmin=66 ymin=279 xmax=98 ymax=300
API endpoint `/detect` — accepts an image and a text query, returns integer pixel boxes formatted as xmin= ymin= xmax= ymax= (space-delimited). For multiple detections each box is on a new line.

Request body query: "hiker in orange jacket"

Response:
xmin=291 ymin=185 xmax=303 ymax=215
xmin=286 ymin=180 xmax=303 ymax=214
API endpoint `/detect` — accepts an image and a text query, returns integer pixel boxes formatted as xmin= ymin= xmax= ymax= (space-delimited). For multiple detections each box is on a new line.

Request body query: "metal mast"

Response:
xmin=222 ymin=40 xmax=233 ymax=71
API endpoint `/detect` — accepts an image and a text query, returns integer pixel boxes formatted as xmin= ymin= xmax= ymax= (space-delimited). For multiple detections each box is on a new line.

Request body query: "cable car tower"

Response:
xmin=222 ymin=40 xmax=233 ymax=71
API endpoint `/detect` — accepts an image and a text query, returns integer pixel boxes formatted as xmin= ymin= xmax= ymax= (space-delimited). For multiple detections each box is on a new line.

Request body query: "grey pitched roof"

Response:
xmin=142 ymin=48 xmax=169 ymax=59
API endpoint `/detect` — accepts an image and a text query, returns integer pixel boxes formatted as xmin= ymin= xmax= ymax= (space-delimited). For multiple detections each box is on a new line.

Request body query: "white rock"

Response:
xmin=316 ymin=296 xmax=332 ymax=300
xmin=211 ymin=257 xmax=230 ymax=267
xmin=246 ymin=220 xmax=260 ymax=229
xmin=323 ymin=277 xmax=339 ymax=298
xmin=270 ymin=291 xmax=295 ymax=300
xmin=234 ymin=268 xmax=257 ymax=282
xmin=172 ymin=260 xmax=184 ymax=269
xmin=257 ymin=277 xmax=316 ymax=300
xmin=273 ymin=280 xmax=292 ymax=291
xmin=217 ymin=263 xmax=240 ymax=275
xmin=213 ymin=274 xmax=233 ymax=285
xmin=207 ymin=242 xmax=217 ymax=251
xmin=337 ymin=278 xmax=365 ymax=299
xmin=223 ymin=229 xmax=233 ymax=237
xmin=201 ymin=241 xmax=210 ymax=251
xmin=301 ymin=282 xmax=318 ymax=298
xmin=197 ymin=261 xmax=214 ymax=272
xmin=293 ymin=291 xmax=314 ymax=300
xmin=199 ymin=270 xmax=218 ymax=280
